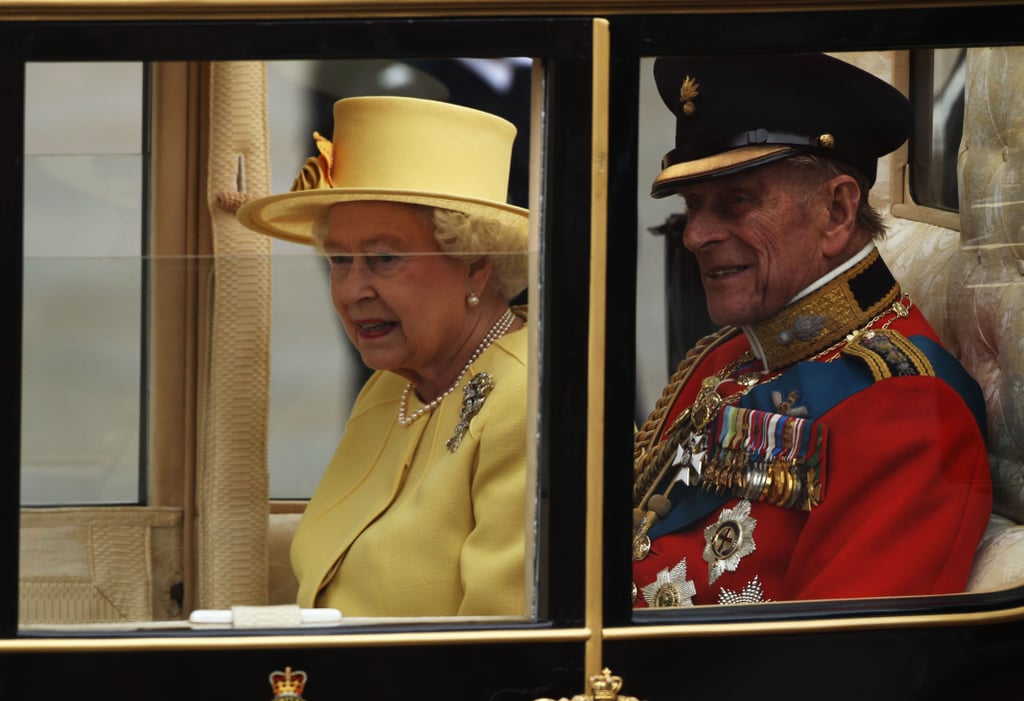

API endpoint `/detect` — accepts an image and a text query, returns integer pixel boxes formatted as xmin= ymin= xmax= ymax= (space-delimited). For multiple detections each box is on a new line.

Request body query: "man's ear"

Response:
xmin=821 ymin=174 xmax=861 ymax=257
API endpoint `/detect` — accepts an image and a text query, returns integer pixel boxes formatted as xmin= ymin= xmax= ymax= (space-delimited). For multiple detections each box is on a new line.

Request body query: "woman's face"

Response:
xmin=323 ymin=201 xmax=476 ymax=388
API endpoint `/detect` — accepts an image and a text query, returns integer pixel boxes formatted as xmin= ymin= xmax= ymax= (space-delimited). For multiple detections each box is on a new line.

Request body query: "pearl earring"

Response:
xmin=467 ymin=292 xmax=480 ymax=307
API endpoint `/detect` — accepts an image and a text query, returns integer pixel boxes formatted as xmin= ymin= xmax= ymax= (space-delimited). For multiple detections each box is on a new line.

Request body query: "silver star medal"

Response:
xmin=641 ymin=558 xmax=697 ymax=608
xmin=671 ymin=431 xmax=707 ymax=487
xmin=717 ymin=575 xmax=770 ymax=605
xmin=703 ymin=499 xmax=757 ymax=584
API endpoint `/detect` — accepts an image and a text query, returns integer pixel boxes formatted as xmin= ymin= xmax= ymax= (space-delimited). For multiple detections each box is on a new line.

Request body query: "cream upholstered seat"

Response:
xmin=879 ymin=46 xmax=1024 ymax=593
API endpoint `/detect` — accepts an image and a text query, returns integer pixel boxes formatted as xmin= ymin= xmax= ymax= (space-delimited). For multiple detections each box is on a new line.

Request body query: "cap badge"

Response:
xmin=679 ymin=75 xmax=701 ymax=116
xmin=641 ymin=558 xmax=697 ymax=608
xmin=817 ymin=133 xmax=836 ymax=149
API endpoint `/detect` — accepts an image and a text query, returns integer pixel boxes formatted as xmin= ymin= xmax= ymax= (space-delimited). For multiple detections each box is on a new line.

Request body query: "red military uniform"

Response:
xmin=632 ymin=248 xmax=992 ymax=607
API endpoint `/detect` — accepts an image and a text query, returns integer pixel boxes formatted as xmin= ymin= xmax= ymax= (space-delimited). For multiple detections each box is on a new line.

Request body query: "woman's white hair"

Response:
xmin=430 ymin=208 xmax=528 ymax=300
xmin=312 ymin=203 xmax=529 ymax=300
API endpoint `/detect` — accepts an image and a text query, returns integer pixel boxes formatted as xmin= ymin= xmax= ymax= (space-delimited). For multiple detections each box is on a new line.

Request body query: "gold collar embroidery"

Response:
xmin=745 ymin=248 xmax=900 ymax=371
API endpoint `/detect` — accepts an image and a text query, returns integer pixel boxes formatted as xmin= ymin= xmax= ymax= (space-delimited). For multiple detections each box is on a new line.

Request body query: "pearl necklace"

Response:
xmin=397 ymin=308 xmax=516 ymax=426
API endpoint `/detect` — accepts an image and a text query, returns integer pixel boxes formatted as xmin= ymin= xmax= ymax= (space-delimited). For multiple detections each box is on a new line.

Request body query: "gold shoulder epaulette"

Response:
xmin=840 ymin=328 xmax=935 ymax=382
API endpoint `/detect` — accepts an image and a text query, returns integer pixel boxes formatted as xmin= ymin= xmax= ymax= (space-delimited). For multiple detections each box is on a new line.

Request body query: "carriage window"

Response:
xmin=21 ymin=62 xmax=145 ymax=506
xmin=631 ymin=47 xmax=1017 ymax=618
xmin=19 ymin=53 xmax=546 ymax=629
xmin=19 ymin=58 xmax=535 ymax=508
xmin=910 ymin=48 xmax=966 ymax=212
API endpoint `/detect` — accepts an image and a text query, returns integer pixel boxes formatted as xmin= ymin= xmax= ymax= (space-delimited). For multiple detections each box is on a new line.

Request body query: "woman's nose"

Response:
xmin=332 ymin=258 xmax=376 ymax=304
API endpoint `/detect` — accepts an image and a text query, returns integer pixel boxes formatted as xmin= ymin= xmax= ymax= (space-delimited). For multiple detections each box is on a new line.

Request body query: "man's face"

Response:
xmin=678 ymin=163 xmax=830 ymax=327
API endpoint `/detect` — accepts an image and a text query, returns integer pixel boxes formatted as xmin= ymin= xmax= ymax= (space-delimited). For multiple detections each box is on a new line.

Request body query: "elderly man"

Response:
xmin=632 ymin=53 xmax=992 ymax=608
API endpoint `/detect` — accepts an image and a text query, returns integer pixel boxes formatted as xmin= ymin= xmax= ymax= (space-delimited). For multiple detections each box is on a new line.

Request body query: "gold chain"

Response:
xmin=812 ymin=293 xmax=912 ymax=363
xmin=633 ymin=349 xmax=757 ymax=508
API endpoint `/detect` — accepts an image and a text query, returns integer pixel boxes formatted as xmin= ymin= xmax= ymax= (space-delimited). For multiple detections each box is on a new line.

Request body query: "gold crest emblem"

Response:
xmin=679 ymin=75 xmax=700 ymax=116
xmin=269 ymin=666 xmax=308 ymax=700
xmin=534 ymin=667 xmax=641 ymax=701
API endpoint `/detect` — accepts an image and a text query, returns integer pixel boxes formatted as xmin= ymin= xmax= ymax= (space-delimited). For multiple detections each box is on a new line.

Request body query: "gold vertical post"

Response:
xmin=585 ymin=16 xmax=611 ymax=679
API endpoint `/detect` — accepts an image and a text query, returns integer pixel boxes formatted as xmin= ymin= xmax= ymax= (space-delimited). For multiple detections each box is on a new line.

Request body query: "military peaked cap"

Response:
xmin=651 ymin=53 xmax=913 ymax=197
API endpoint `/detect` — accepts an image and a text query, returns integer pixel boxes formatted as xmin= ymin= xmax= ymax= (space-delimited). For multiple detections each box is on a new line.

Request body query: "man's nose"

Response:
xmin=681 ymin=210 xmax=715 ymax=253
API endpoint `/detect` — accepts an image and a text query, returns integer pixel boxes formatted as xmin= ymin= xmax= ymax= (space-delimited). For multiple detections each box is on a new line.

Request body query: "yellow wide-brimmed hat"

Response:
xmin=237 ymin=96 xmax=529 ymax=245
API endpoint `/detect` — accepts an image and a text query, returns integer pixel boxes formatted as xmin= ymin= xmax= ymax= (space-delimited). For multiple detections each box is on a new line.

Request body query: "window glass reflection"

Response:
xmin=19 ymin=56 xmax=539 ymax=629
xmin=21 ymin=62 xmax=144 ymax=506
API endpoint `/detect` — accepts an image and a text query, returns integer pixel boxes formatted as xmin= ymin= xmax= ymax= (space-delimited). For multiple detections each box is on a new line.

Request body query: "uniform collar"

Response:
xmin=742 ymin=245 xmax=901 ymax=371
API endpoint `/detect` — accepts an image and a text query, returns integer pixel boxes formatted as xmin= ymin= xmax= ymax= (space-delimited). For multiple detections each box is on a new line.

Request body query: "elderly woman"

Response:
xmin=238 ymin=96 xmax=530 ymax=617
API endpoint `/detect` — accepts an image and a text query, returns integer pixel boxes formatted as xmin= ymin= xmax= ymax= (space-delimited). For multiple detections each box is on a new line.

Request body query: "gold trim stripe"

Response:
xmin=1 ymin=1 xmax=1015 ymax=22
xmin=605 ymin=599 xmax=1024 ymax=640
xmin=585 ymin=16 xmax=611 ymax=680
xmin=842 ymin=329 xmax=935 ymax=382
xmin=0 ymin=626 xmax=592 ymax=653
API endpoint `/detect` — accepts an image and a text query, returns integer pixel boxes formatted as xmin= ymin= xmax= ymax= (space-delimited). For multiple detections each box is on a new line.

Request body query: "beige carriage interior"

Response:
xmin=879 ymin=47 xmax=1024 ymax=592
xmin=17 ymin=47 xmax=1024 ymax=626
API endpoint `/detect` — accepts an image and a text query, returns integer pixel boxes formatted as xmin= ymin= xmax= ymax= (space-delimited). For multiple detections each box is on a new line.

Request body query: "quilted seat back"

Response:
xmin=880 ymin=47 xmax=1024 ymax=592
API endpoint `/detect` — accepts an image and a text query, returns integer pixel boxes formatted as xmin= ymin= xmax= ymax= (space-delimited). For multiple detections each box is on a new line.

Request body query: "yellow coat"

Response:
xmin=291 ymin=323 xmax=529 ymax=617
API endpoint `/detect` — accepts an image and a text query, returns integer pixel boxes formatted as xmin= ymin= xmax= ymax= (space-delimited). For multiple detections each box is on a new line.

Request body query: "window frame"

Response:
xmin=890 ymin=49 xmax=964 ymax=231
xmin=3 ymin=2 xmax=1024 ymax=699
xmin=604 ymin=4 xmax=1024 ymax=634
xmin=1 ymin=15 xmax=599 ymax=642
